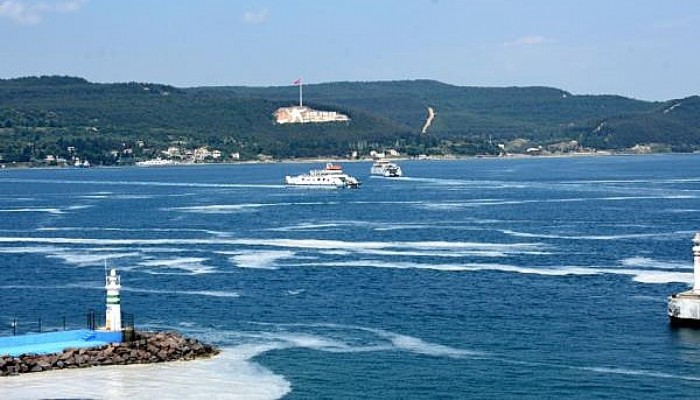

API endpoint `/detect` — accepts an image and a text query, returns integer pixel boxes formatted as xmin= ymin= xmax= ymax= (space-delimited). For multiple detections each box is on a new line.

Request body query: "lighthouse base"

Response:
xmin=668 ymin=291 xmax=700 ymax=327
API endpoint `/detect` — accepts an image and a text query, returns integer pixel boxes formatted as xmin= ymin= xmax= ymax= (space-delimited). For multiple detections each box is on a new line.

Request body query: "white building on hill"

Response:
xmin=274 ymin=106 xmax=350 ymax=124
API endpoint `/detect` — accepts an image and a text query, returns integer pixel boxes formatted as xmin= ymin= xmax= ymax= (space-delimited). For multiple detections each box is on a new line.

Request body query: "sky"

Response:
xmin=1 ymin=0 xmax=699 ymax=101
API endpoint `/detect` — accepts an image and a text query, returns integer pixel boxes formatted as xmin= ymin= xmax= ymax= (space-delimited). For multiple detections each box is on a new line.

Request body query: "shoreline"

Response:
xmin=1 ymin=151 xmax=697 ymax=170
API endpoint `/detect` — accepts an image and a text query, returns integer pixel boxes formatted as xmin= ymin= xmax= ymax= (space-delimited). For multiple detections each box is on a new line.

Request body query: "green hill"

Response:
xmin=205 ymin=80 xmax=657 ymax=139
xmin=579 ymin=96 xmax=700 ymax=152
xmin=0 ymin=76 xmax=698 ymax=165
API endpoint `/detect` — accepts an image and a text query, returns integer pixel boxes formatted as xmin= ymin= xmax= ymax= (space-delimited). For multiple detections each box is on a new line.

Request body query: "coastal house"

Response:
xmin=194 ymin=146 xmax=211 ymax=162
xmin=165 ymin=146 xmax=181 ymax=157
xmin=386 ymin=149 xmax=400 ymax=157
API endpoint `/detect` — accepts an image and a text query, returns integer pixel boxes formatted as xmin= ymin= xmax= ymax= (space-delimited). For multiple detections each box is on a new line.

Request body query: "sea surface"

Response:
xmin=1 ymin=154 xmax=700 ymax=399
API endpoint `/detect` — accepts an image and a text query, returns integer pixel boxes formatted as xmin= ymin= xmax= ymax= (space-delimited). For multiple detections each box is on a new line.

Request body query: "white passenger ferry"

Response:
xmin=284 ymin=163 xmax=360 ymax=188
xmin=370 ymin=159 xmax=402 ymax=177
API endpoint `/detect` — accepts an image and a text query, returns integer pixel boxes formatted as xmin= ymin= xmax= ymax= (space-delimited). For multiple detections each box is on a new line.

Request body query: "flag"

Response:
xmin=293 ymin=78 xmax=302 ymax=85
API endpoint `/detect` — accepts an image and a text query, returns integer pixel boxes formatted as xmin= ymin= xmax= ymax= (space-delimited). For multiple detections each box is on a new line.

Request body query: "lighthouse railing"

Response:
xmin=1 ymin=312 xmax=104 ymax=336
xmin=1 ymin=310 xmax=136 ymax=337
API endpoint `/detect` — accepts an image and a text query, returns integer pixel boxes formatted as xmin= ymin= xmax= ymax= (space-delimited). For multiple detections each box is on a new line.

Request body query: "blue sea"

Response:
xmin=1 ymin=154 xmax=700 ymax=399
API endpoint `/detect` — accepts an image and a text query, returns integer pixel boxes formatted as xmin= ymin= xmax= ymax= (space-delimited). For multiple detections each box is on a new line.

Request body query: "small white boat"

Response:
xmin=285 ymin=163 xmax=360 ymax=188
xmin=135 ymin=158 xmax=176 ymax=167
xmin=370 ymin=159 xmax=402 ymax=177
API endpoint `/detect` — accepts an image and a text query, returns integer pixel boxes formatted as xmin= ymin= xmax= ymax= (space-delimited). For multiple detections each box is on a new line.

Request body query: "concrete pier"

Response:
xmin=0 ymin=329 xmax=122 ymax=358
xmin=668 ymin=233 xmax=700 ymax=326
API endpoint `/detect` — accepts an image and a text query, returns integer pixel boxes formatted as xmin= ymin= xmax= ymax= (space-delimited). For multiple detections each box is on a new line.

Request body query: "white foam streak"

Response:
xmin=295 ymin=259 xmax=693 ymax=283
xmin=0 ymin=350 xmax=290 ymax=400
xmin=269 ymin=222 xmax=345 ymax=232
xmin=363 ymin=249 xmax=504 ymax=258
xmin=0 ymin=236 xmax=689 ymax=283
xmin=81 ymin=194 xmax=153 ymax=200
xmin=0 ymin=177 xmax=282 ymax=189
xmin=168 ymin=202 xmax=330 ymax=214
xmin=628 ymin=271 xmax=693 ymax=284
xmin=297 ymin=260 xmax=603 ymax=276
xmin=620 ymin=256 xmax=689 ymax=270
xmin=0 ymin=236 xmax=544 ymax=254
xmin=0 ymin=207 xmax=63 ymax=214
xmin=0 ymin=245 xmax=64 ymax=254
xmin=503 ymin=229 xmax=683 ymax=241
xmin=580 ymin=366 xmax=700 ymax=382
xmin=66 ymin=204 xmax=93 ymax=210
xmin=318 ymin=250 xmax=352 ymax=256
xmin=227 ymin=323 xmax=479 ymax=360
xmin=371 ymin=330 xmax=483 ymax=358
xmin=37 ymin=226 xmax=232 ymax=238
xmin=0 ymin=283 xmax=101 ymax=291
xmin=48 ymin=251 xmax=141 ymax=267
xmin=137 ymin=257 xmax=215 ymax=275
xmin=124 ymin=287 xmax=240 ymax=298
xmin=228 ymin=250 xmax=296 ymax=270
xmin=244 ymin=323 xmax=483 ymax=359
xmin=373 ymin=223 xmax=450 ymax=231
xmin=565 ymin=177 xmax=700 ymax=185
xmin=257 ymin=332 xmax=361 ymax=353
xmin=397 ymin=176 xmax=477 ymax=186
xmin=415 ymin=194 xmax=698 ymax=211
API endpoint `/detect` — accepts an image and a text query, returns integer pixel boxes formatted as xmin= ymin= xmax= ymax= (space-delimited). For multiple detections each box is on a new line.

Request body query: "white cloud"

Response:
xmin=0 ymin=0 xmax=85 ymax=25
xmin=505 ymin=35 xmax=548 ymax=47
xmin=243 ymin=8 xmax=268 ymax=24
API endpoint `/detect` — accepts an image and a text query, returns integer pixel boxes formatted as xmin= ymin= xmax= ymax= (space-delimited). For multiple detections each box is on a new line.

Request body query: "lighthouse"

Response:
xmin=104 ymin=268 xmax=122 ymax=332
xmin=668 ymin=233 xmax=700 ymax=326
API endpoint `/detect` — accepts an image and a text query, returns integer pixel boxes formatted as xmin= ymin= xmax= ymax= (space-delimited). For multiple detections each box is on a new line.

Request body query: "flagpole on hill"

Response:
xmin=294 ymin=78 xmax=303 ymax=107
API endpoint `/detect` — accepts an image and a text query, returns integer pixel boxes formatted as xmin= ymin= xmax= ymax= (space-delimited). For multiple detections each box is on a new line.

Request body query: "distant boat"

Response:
xmin=370 ymin=159 xmax=402 ymax=177
xmin=285 ymin=163 xmax=360 ymax=188
xmin=74 ymin=160 xmax=91 ymax=168
xmin=135 ymin=158 xmax=176 ymax=167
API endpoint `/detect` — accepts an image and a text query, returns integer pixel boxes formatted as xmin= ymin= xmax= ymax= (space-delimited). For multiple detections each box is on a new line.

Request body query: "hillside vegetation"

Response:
xmin=0 ymin=76 xmax=698 ymax=165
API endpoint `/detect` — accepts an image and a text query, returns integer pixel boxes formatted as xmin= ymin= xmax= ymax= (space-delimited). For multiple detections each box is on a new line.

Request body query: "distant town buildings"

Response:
xmin=369 ymin=149 xmax=401 ymax=159
xmin=155 ymin=145 xmax=224 ymax=163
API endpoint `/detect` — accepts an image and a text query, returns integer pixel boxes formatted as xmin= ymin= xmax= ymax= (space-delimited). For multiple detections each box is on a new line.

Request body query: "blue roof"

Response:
xmin=0 ymin=329 xmax=122 ymax=357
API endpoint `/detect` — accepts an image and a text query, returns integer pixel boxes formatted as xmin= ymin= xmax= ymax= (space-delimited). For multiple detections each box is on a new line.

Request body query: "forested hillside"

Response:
xmin=0 ymin=76 xmax=698 ymax=165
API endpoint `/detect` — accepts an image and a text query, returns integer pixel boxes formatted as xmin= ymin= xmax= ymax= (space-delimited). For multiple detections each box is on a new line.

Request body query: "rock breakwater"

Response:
xmin=0 ymin=331 xmax=219 ymax=376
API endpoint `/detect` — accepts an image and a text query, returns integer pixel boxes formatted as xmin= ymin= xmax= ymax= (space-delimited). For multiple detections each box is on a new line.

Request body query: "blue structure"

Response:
xmin=0 ymin=269 xmax=127 ymax=358
xmin=0 ymin=329 xmax=122 ymax=357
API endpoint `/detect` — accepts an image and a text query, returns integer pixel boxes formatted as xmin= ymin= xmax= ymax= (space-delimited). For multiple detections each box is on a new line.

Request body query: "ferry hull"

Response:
xmin=669 ymin=316 xmax=700 ymax=328
xmin=284 ymin=177 xmax=345 ymax=188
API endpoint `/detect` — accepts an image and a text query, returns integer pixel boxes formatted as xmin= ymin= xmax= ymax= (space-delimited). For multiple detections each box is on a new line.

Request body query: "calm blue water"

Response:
xmin=1 ymin=155 xmax=700 ymax=399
